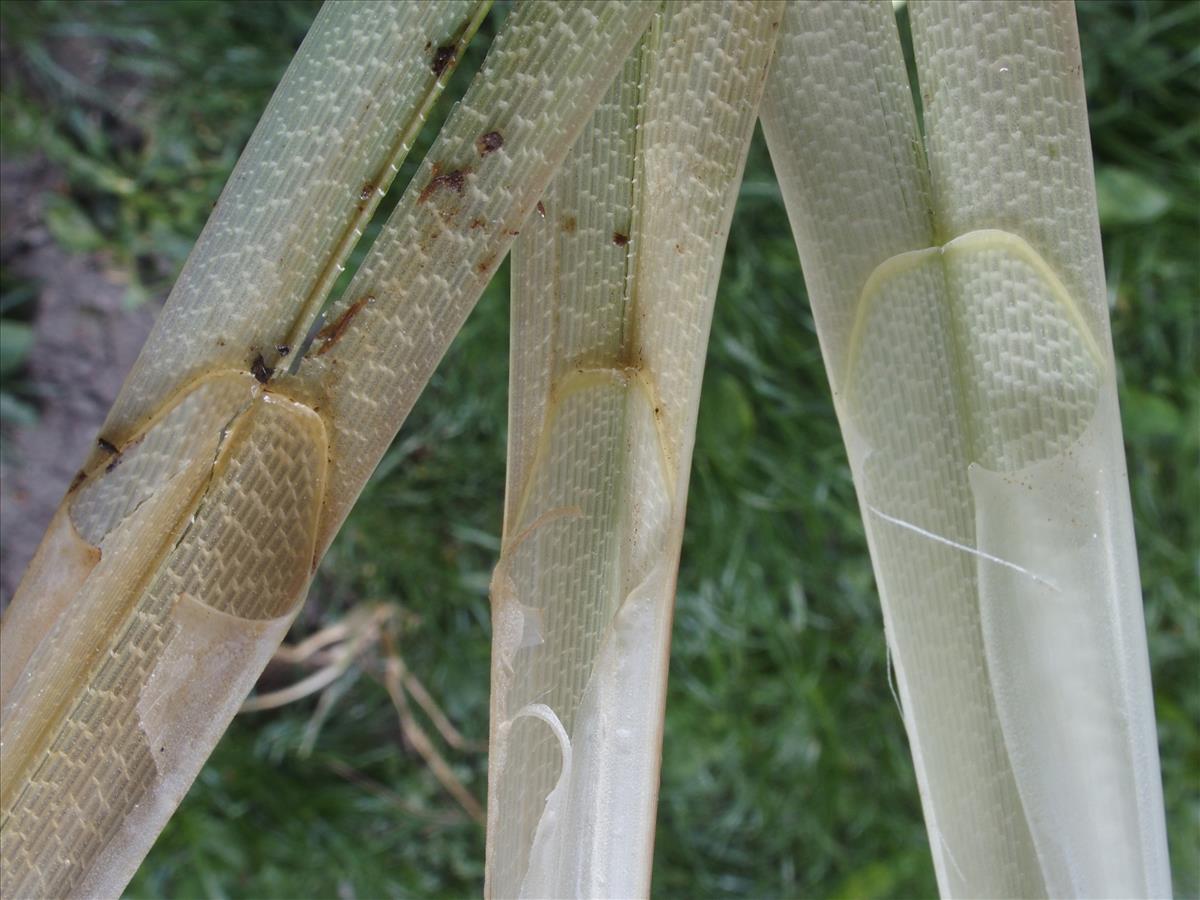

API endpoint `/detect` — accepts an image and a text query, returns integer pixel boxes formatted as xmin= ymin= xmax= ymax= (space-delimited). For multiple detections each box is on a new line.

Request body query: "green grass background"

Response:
xmin=1 ymin=1 xmax=1196 ymax=897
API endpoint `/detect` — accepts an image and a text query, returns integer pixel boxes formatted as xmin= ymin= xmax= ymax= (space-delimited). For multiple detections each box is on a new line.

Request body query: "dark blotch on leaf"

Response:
xmin=418 ymin=168 xmax=468 ymax=204
xmin=251 ymin=353 xmax=274 ymax=384
xmin=432 ymin=44 xmax=456 ymax=77
xmin=316 ymin=295 xmax=374 ymax=356
xmin=476 ymin=130 xmax=504 ymax=157
xmin=612 ymin=232 xmax=630 ymax=247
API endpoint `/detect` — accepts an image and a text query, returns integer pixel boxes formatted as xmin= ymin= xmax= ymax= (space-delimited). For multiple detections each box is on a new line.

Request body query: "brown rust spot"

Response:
xmin=432 ymin=44 xmax=456 ymax=77
xmin=536 ymin=201 xmax=546 ymax=218
xmin=477 ymin=254 xmax=497 ymax=275
xmin=276 ymin=344 xmax=291 ymax=356
xmin=476 ymin=130 xmax=504 ymax=157
xmin=68 ymin=470 xmax=87 ymax=492
xmin=97 ymin=437 xmax=118 ymax=455
xmin=359 ymin=182 xmax=376 ymax=202
xmin=316 ymin=295 xmax=374 ymax=356
xmin=469 ymin=217 xmax=486 ymax=230
xmin=562 ymin=216 xmax=577 ymax=233
xmin=418 ymin=167 xmax=469 ymax=205
xmin=251 ymin=353 xmax=275 ymax=384
xmin=612 ymin=232 xmax=630 ymax=247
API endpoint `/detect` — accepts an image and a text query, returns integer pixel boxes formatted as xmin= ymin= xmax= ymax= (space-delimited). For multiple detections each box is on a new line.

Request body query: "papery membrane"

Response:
xmin=1 ymin=378 xmax=325 ymax=899
xmin=970 ymin=389 xmax=1155 ymax=897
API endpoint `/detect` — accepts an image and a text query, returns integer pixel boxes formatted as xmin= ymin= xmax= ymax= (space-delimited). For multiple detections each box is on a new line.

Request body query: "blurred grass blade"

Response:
xmin=0 ymin=320 xmax=35 ymax=379
xmin=0 ymin=2 xmax=655 ymax=897
xmin=487 ymin=3 xmax=780 ymax=896
xmin=762 ymin=0 xmax=1168 ymax=896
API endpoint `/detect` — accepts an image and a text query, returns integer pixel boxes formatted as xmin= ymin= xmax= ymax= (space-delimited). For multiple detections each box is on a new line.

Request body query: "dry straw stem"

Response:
xmin=760 ymin=1 xmax=1168 ymax=896
xmin=487 ymin=3 xmax=780 ymax=896
xmin=0 ymin=2 xmax=655 ymax=896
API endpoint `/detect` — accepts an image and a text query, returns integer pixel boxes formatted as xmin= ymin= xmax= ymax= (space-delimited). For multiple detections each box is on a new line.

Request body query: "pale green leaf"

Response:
xmin=1095 ymin=166 xmax=1172 ymax=226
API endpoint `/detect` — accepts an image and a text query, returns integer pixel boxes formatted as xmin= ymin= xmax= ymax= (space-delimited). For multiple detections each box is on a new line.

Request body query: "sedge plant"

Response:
xmin=0 ymin=2 xmax=1171 ymax=897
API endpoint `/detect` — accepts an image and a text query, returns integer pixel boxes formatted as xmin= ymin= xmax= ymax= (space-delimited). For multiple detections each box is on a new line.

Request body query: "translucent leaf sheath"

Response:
xmin=97 ymin=0 xmax=490 ymax=449
xmin=488 ymin=3 xmax=781 ymax=896
xmin=1 ymin=0 xmax=484 ymax=718
xmin=761 ymin=1 xmax=1168 ymax=896
xmin=289 ymin=2 xmax=659 ymax=552
xmin=909 ymin=4 xmax=1169 ymax=894
xmin=0 ymin=3 xmax=655 ymax=896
